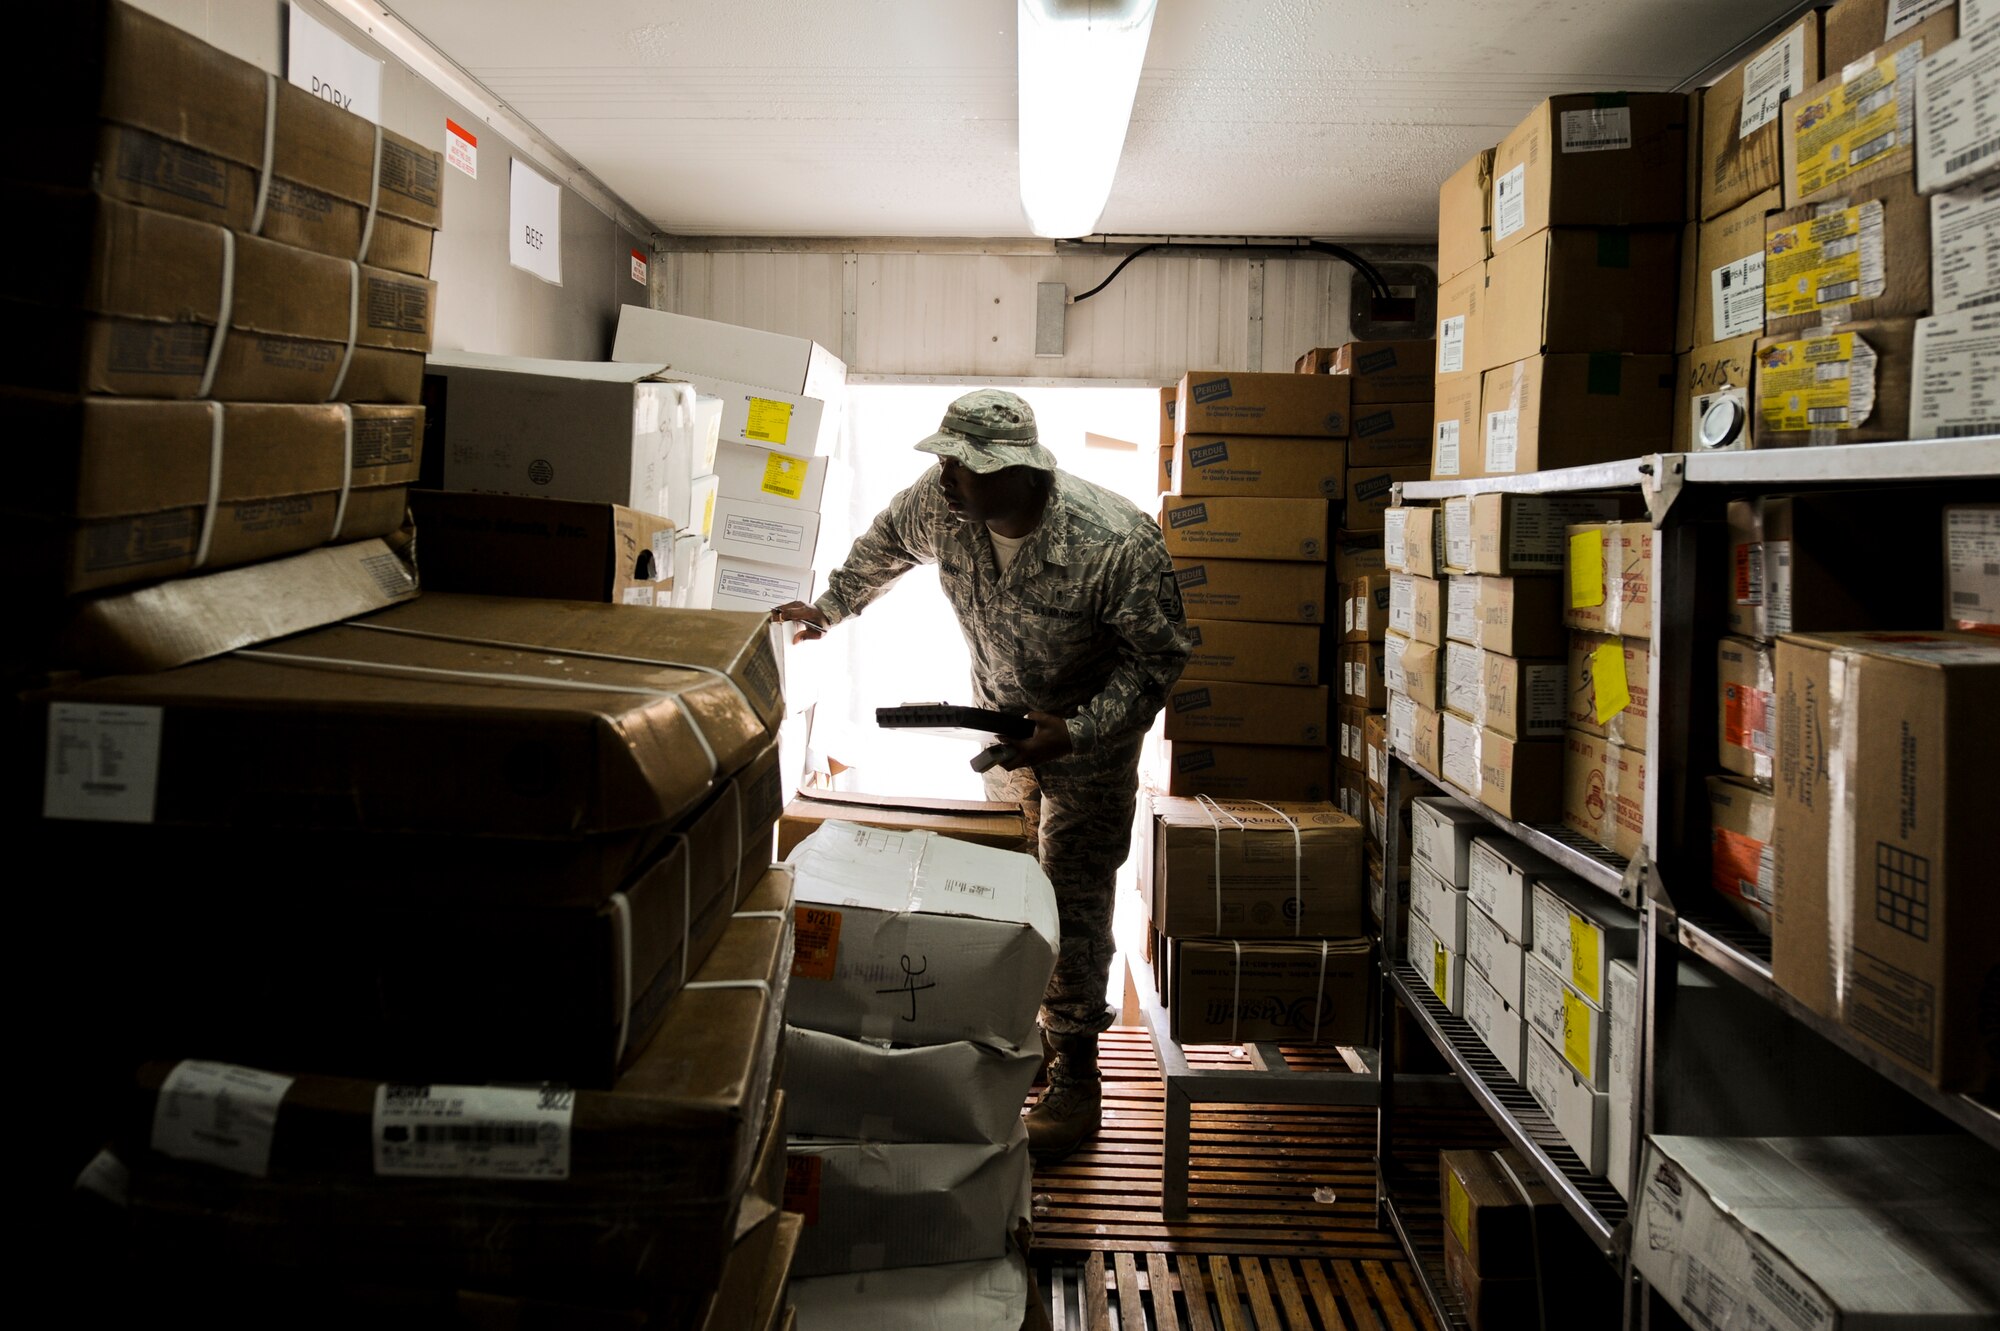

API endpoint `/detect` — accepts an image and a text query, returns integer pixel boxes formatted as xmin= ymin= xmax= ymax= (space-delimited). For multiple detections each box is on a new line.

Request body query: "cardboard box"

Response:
xmin=1347 ymin=401 xmax=1436 ymax=467
xmin=1946 ymin=503 xmax=2000 ymax=632
xmin=788 ymin=1129 xmax=1029 ymax=1278
xmin=1677 ymin=334 xmax=1761 ymax=450
xmin=1765 ymin=179 xmax=1931 ymax=336
xmin=1466 ymin=901 xmax=1527 ymax=1006
xmin=1413 ymin=862 xmax=1469 ymax=951
xmin=407 ymin=490 xmax=674 ymax=607
xmin=1482 ymin=227 xmax=1682 ymax=370
xmin=1697 ymin=188 xmax=1782 ymax=344
xmin=1446 ymin=493 xmax=1625 ymax=577
xmin=1567 ymin=632 xmax=1651 ymax=751
xmin=786 ymin=822 xmax=1057 ymax=1048
xmin=1364 ymin=711 xmax=1391 ymax=792
xmin=1385 ymin=505 xmax=1441 ymax=577
xmin=1186 ymin=618 xmax=1320 ymax=685
xmin=1727 ymin=492 xmax=1946 ymax=640
xmin=1782 ymin=9 xmax=1959 ymax=207
xmin=1144 ymin=796 xmax=1364 ymax=938
xmin=1772 ymin=630 xmax=2000 ymax=1086
xmin=784 ymin=1026 xmax=1038 ymax=1145
xmin=1431 ymin=369 xmax=1484 ymax=478
xmin=1172 ymin=435 xmax=1344 ymax=499
xmin=1162 ymin=496 xmax=1328 ymax=562
xmin=1525 ymin=1029 xmax=1608 ymax=1174
xmin=1344 ymin=466 xmax=1425 ymax=533
xmin=1634 ymin=1135 xmax=2000 ymax=1331
xmin=1160 ymin=741 xmax=1332 ymax=802
xmin=1931 ymin=181 xmax=2000 ymax=316
xmin=1477 ymin=353 xmax=1676 ymax=476
xmin=1921 ymin=18 xmax=2000 ymax=193
xmin=1702 ymin=14 xmax=1825 ymax=218
xmin=1174 ymin=371 xmax=1351 ymax=438
xmin=708 ymin=494 xmax=820 ymax=569
xmin=1343 ymin=573 xmax=1393 ymax=642
xmin=1175 ymin=558 xmax=1328 ymax=624
xmin=610 ymin=304 xmax=846 ymax=405
xmin=1331 ymin=339 xmax=1439 ymax=403
xmin=1332 ymin=532 xmax=1388 ymax=583
xmin=1441 ymin=715 xmax=1564 ymax=822
xmin=776 ymin=794 xmax=1032 ymax=859
xmin=1462 ymin=966 xmax=1529 ymax=1084
xmin=1338 ymin=702 xmax=1369 ymax=775
xmin=1676 ymin=218 xmax=1702 ymax=354
xmin=713 ymin=443 xmax=830 ymax=512
xmin=1388 ymin=573 xmax=1445 ymax=646
xmin=1534 ymin=872 xmax=1640 ymax=1011
xmin=710 ymin=557 xmax=810 ymax=613
xmin=1159 ymin=386 xmax=1178 ymax=449
xmin=1755 ymin=317 xmax=1918 ymax=445
xmin=790 ymin=1250 xmax=1033 ymax=1330
xmin=1490 ymin=95 xmax=1690 ymax=254
xmin=1168 ymin=937 xmax=1372 ymax=1043
xmin=1439 ymin=149 xmax=1496 ymax=283
xmin=1388 ymin=632 xmax=1442 ymax=708
xmin=1435 ymin=265 xmax=1486 ymax=378
xmin=1165 ymin=680 xmax=1330 ymax=748
xmin=1718 ymin=636 xmax=1777 ymax=782
xmin=1564 ymin=521 xmax=1654 ymax=639
xmin=1388 ymin=692 xmax=1443 ymax=779
xmin=1822 ymin=0 xmax=1957 ymax=72
xmin=1471 ymin=645 xmax=1567 ymax=740
xmin=1339 ymin=640 xmax=1388 ymax=709
xmin=1450 ymin=575 xmax=1568 ymax=657
xmin=1912 ymin=305 xmax=2000 ymax=437
xmin=1469 ymin=836 xmax=1557 ymax=945
xmin=1295 ymin=346 xmax=1338 ymax=373
xmin=1607 ymin=959 xmax=1640 ymax=1194
xmin=1158 ymin=443 xmax=1174 ymax=493
xmin=1410 ymin=796 xmax=1486 ymax=887
xmin=1708 ymin=775 xmax=1777 ymax=933
xmin=1560 ymin=729 xmax=1649 ymax=860
xmin=1523 ymin=950 xmax=1611 ymax=1088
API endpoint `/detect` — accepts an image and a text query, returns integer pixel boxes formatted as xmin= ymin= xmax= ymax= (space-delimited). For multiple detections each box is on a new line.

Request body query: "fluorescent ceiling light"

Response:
xmin=1017 ymin=0 xmax=1158 ymax=239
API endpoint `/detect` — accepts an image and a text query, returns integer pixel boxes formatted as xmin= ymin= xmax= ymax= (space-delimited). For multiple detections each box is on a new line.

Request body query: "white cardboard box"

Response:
xmin=1410 ymin=795 xmax=1486 ymax=886
xmin=1524 ymin=950 xmax=1611 ymax=1088
xmin=786 ymin=1127 xmax=1030 ymax=1278
xmin=709 ymin=493 xmax=822 ymax=568
xmin=1411 ymin=861 xmax=1469 ymax=952
xmin=785 ymin=822 xmax=1059 ymax=1047
xmin=1526 ymin=1029 xmax=1607 ymax=1175
xmin=1529 ymin=876 xmax=1638 ymax=1009
xmin=1466 ymin=835 xmax=1554 ymax=945
xmin=789 ymin=1248 xmax=1033 ymax=1331
xmin=1464 ymin=901 xmax=1526 ymax=1005
xmin=711 ymin=555 xmax=814 ymax=614
xmin=714 ymin=441 xmax=832 ymax=511
xmin=1408 ymin=914 xmax=1463 ymax=1014
xmin=1463 ymin=964 xmax=1528 ymax=1082
xmin=1606 ymin=957 xmax=1640 ymax=1202
xmin=782 ymin=1026 xmax=1039 ymax=1145
xmin=611 ymin=303 xmax=848 ymax=401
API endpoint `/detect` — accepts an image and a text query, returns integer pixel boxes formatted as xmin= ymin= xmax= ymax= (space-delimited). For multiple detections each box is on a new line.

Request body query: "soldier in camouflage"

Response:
xmin=773 ymin=389 xmax=1191 ymax=1160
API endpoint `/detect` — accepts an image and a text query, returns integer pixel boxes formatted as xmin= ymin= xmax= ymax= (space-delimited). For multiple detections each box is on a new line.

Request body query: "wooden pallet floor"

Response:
xmin=1030 ymin=1028 xmax=1494 ymax=1330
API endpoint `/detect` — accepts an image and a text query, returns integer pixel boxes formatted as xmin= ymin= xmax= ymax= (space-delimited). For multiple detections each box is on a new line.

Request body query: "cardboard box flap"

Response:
xmin=789 ymin=821 xmax=1058 ymax=940
xmin=612 ymin=304 xmax=847 ymax=402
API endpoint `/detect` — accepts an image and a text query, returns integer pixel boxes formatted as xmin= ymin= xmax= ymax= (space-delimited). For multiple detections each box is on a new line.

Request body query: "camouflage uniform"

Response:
xmin=814 ymin=395 xmax=1191 ymax=1036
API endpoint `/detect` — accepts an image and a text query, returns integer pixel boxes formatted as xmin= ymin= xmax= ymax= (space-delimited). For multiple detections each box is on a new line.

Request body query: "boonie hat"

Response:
xmin=914 ymin=389 xmax=1059 ymax=474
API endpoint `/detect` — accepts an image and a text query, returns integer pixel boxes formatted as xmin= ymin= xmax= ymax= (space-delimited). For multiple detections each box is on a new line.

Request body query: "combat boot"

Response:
xmin=1025 ymin=1030 xmax=1101 ymax=1161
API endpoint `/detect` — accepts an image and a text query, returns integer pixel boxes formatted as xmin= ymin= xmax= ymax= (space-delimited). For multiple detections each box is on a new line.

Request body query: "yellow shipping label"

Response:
xmin=1591 ymin=641 xmax=1631 ymax=724
xmin=745 ymin=396 xmax=794 ymax=446
xmin=1758 ymin=332 xmax=1879 ymax=433
xmin=1568 ymin=914 xmax=1602 ymax=1004
xmin=1791 ymin=52 xmax=1914 ymax=199
xmin=1765 ymin=202 xmax=1884 ymax=321
xmin=1561 ymin=985 xmax=1596 ymax=1077
xmin=1446 ymin=1171 xmax=1472 ymax=1254
xmin=1569 ymin=531 xmax=1604 ymax=608
xmin=701 ymin=488 xmax=717 ymax=538
xmin=760 ymin=452 xmax=810 ymax=500
xmin=1433 ymin=940 xmax=1449 ymax=1002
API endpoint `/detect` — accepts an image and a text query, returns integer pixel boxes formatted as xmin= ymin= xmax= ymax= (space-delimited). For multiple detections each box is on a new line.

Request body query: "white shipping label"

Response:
xmin=1932 ymin=183 xmax=2000 ymax=315
xmin=1439 ymin=316 xmax=1467 ymax=374
xmin=508 ymin=158 xmax=564 ymax=285
xmin=1484 ymin=409 xmax=1521 ymax=474
xmin=1383 ymin=508 xmax=1408 ymax=569
xmin=1444 ymin=498 xmax=1474 ymax=570
xmin=1368 ymin=738 xmax=1385 ymax=787
xmin=43 ymin=702 xmax=162 ymax=823
xmin=151 ymin=1061 xmax=294 ymax=1178
xmin=1918 ymin=24 xmax=2000 ymax=194
xmin=1447 ymin=576 xmax=1480 ymax=643
xmin=1913 ymin=308 xmax=2000 ymax=438
xmin=722 ymin=512 xmax=807 ymax=553
xmin=1767 ymin=541 xmax=1795 ymax=635
xmin=1888 ymin=0 xmax=1955 ymax=38
xmin=1560 ymin=106 xmax=1633 ymax=153
xmin=1740 ymin=26 xmax=1810 ymax=137
xmin=1948 ymin=506 xmax=2000 ymax=624
xmin=1493 ymin=163 xmax=1528 ymax=241
xmin=1389 ymin=574 xmax=1418 ymax=636
xmin=1389 ymin=692 xmax=1418 ymax=756
xmin=1970 ymin=0 xmax=2000 ymax=31
xmin=1711 ymin=253 xmax=1768 ymax=341
xmin=1434 ymin=418 xmax=1462 ymax=475
xmin=1383 ymin=636 xmax=1409 ymax=695
xmin=718 ymin=567 xmax=807 ymax=604
xmin=621 ymin=586 xmax=655 ymax=606
xmin=373 ymin=1084 xmax=573 ymax=1180
xmin=651 ymin=529 xmax=676 ymax=569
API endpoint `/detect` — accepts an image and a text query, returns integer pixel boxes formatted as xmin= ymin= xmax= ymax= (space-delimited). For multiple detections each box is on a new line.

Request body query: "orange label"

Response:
xmin=1723 ymin=684 xmax=1772 ymax=755
xmin=791 ymin=906 xmax=842 ymax=980
xmin=1712 ymin=827 xmax=1770 ymax=907
xmin=783 ymin=1155 xmax=822 ymax=1224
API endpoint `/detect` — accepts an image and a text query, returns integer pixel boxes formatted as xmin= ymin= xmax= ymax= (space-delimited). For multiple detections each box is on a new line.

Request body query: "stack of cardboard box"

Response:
xmin=1158 ymin=369 xmax=1347 ymax=801
xmin=1560 ymin=518 xmax=1655 ymax=859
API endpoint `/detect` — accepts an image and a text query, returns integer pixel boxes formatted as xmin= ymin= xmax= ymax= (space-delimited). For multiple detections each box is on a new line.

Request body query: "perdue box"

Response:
xmin=1165 ymin=681 xmax=1330 ymax=748
xmin=1174 ymin=558 xmax=1326 ymax=624
xmin=1330 ymin=340 xmax=1438 ymax=403
xmin=1773 ymin=630 xmax=2000 ymax=1094
xmin=1701 ymin=12 xmax=1824 ymax=219
xmin=1764 ymin=178 xmax=1931 ymax=337
xmin=1185 ymin=618 xmax=1321 ymax=686
xmin=1781 ymin=6 xmax=1959 ymax=208
xmin=1489 ymin=94 xmax=1691 ymax=255
xmin=1568 ymin=632 xmax=1651 ymax=752
xmin=1167 ymin=937 xmax=1371 ymax=1045
xmin=1482 ymin=227 xmax=1683 ymax=371
xmin=1162 ymin=497 xmax=1327 ymax=562
xmin=1161 ymin=741 xmax=1332 ymax=802
xmin=1143 ymin=796 xmax=1364 ymax=938
xmin=1564 ymin=522 xmax=1655 ymax=640
xmin=1754 ymin=317 xmax=1917 ymax=446
xmin=1445 ymin=493 xmax=1625 ymax=577
xmin=1172 ymin=435 xmax=1344 ymax=499
xmin=406 ymin=490 xmax=675 ymax=608
xmin=1347 ymin=402 xmax=1436 ymax=468
xmin=1345 ymin=466 xmax=1426 ymax=533
xmin=1175 ymin=371 xmax=1351 ymax=438
xmin=1478 ymin=354 xmax=1676 ymax=476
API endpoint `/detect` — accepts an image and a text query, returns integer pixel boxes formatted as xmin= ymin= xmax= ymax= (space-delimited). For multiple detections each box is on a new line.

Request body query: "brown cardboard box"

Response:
xmin=1562 ymin=729 xmax=1649 ymax=859
xmin=1145 ymin=796 xmax=1364 ymax=937
xmin=1295 ymin=347 xmax=1338 ymax=374
xmin=1332 ymin=533 xmax=1388 ymax=583
xmin=1175 ymin=558 xmax=1328 ymax=624
xmin=1477 ymin=354 xmax=1676 ymax=476
xmin=1483 ymin=227 xmax=1682 ymax=370
xmin=1390 ymin=633 xmax=1443 ymax=709
xmin=1364 ymin=711 xmax=1391 ymax=793
xmin=1764 ymin=179 xmax=1931 ymax=336
xmin=1441 ymin=714 xmax=1564 ymax=821
xmin=1440 ymin=150 xmax=1496 ymax=283
xmin=1347 ymin=402 xmax=1436 ymax=467
xmin=1718 ymin=636 xmax=1776 ymax=783
xmin=1187 ymin=618 xmax=1321 ymax=686
xmin=1490 ymin=94 xmax=1690 ymax=255
xmin=1161 ymin=741 xmax=1333 ymax=802
xmin=1677 ymin=335 xmax=1761 ymax=451
xmin=1389 ymin=572 xmax=1445 ymax=647
xmin=13 ymin=396 xmax=419 ymax=596
xmin=1336 ymin=703 xmax=1371 ymax=772
xmin=1385 ymin=505 xmax=1441 ymax=577
xmin=1159 ymin=443 xmax=1174 ymax=494
xmin=1772 ymin=630 xmax=2000 ymax=1090
xmin=1568 ymin=632 xmax=1651 ymax=752
xmin=1431 ymin=369 xmax=1483 ymax=479
xmin=408 ymin=491 xmax=675 ymax=607
xmin=1754 ymin=317 xmax=1917 ymax=446
xmin=1727 ymin=492 xmax=1945 ymax=640
xmin=1782 ymin=9 xmax=1959 ymax=207
xmin=1564 ymin=521 xmax=1655 ymax=640
xmin=1175 ymin=370 xmax=1351 ymax=438
xmin=1439 ymin=1148 xmax=1566 ymax=1273
xmin=1448 ymin=575 xmax=1568 ymax=657
xmin=1702 ymin=14 xmax=1825 ymax=219
xmin=1435 ymin=264 xmax=1487 ymax=378
xmin=1162 ymin=497 xmax=1328 ymax=561
xmin=1345 ymin=466 xmax=1427 ymax=533
xmin=1697 ymin=188 xmax=1783 ymax=346
xmin=5 ymin=187 xmax=436 ymax=402
xmin=1159 ymin=386 xmax=1178 ymax=449
xmin=1167 ymin=937 xmax=1372 ymax=1044
xmin=1173 ymin=434 xmax=1344 ymax=499
xmin=1444 ymin=493 xmax=1625 ymax=577
xmin=1166 ymin=680 xmax=1330 ymax=748
xmin=1822 ymin=0 xmax=1955 ymax=79
xmin=1442 ymin=643 xmax=1566 ymax=741
xmin=1331 ymin=340 xmax=1439 ymax=403
xmin=1676 ymin=219 xmax=1701 ymax=354
xmin=1344 ymin=573 xmax=1392 ymax=642
xmin=1395 ymin=694 xmax=1445 ymax=779
xmin=1440 ymin=1149 xmax=1618 ymax=1327
xmin=1339 ymin=640 xmax=1389 ymax=709
xmin=776 ymin=793 xmax=1032 ymax=859
xmin=1707 ymin=775 xmax=1776 ymax=933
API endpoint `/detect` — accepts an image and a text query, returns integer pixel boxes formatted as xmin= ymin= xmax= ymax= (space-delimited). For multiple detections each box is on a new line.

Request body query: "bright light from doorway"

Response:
xmin=1016 ymin=0 xmax=1159 ymax=239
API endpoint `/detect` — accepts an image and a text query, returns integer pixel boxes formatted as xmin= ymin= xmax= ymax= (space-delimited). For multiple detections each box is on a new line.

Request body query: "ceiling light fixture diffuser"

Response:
xmin=1016 ymin=0 xmax=1159 ymax=240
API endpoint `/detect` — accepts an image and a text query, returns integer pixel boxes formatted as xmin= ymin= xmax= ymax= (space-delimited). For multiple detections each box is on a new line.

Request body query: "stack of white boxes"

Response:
xmin=778 ymin=822 xmax=1055 ymax=1323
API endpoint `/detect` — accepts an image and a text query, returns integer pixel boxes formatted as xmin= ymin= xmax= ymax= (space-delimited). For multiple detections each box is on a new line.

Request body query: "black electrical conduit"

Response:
xmin=1066 ymin=239 xmax=1395 ymax=304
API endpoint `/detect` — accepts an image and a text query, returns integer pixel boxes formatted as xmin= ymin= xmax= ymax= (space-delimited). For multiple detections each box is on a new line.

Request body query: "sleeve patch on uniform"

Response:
xmin=1157 ymin=570 xmax=1186 ymax=622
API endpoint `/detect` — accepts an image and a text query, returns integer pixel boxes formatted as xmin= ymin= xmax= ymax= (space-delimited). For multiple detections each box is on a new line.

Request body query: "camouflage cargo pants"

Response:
xmin=983 ymin=737 xmax=1143 ymax=1038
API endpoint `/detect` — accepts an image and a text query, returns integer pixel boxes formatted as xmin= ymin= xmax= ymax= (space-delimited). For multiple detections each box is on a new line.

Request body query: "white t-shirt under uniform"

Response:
xmin=988 ymin=528 xmax=1028 ymax=574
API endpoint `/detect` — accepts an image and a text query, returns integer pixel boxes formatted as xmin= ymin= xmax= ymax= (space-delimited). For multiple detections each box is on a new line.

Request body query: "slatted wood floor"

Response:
xmin=1031 ymin=1028 xmax=1493 ymax=1329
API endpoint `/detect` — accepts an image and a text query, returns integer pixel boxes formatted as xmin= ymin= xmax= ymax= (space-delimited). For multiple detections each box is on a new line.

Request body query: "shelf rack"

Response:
xmin=1429 ymin=787 xmax=1634 ymax=904
xmin=1376 ymin=1162 xmax=1472 ymax=1331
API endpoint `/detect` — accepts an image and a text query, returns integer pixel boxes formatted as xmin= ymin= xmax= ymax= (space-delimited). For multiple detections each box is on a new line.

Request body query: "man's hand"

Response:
xmin=998 ymin=710 xmax=1073 ymax=770
xmin=771 ymin=601 xmax=829 ymax=644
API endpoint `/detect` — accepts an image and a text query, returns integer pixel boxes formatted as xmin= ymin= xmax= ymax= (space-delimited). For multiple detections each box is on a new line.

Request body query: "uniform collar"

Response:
xmin=997 ymin=471 xmax=1073 ymax=580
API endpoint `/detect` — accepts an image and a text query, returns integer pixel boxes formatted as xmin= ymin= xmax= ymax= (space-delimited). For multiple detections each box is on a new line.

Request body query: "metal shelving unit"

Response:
xmin=1427 ymin=787 xmax=1635 ymax=904
xmin=1401 ymin=456 xmax=1656 ymax=501
xmin=1376 ymin=1165 xmax=1472 ymax=1331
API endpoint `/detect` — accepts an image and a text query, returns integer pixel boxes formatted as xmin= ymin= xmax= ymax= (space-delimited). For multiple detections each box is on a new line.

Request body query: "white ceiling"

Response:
xmin=391 ymin=0 xmax=1804 ymax=240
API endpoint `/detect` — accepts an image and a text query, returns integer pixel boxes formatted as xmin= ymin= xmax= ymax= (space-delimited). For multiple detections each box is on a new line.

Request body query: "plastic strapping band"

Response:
xmin=609 ymin=892 xmax=633 ymax=1067
xmin=190 ymin=402 xmax=225 ymax=570
xmin=248 ymin=72 xmax=278 ymax=235
xmin=1249 ymin=800 xmax=1304 ymax=935
xmin=195 ymin=229 xmax=237 ymax=399
xmin=731 ymin=779 xmax=746 ymax=904
xmin=1230 ymin=939 xmax=1243 ymax=1047
xmin=1193 ymin=794 xmax=1245 ymax=936
xmin=328 ymin=405 xmax=354 ymax=542
xmin=671 ymin=833 xmax=692 ymax=986
xmin=685 ymin=979 xmax=772 ymax=995
xmin=733 ymin=910 xmax=785 ymax=920
xmin=356 ymin=125 xmax=384 ymax=263
xmin=1312 ymin=940 xmax=1328 ymax=1043
xmin=325 ymin=261 xmax=361 ymax=402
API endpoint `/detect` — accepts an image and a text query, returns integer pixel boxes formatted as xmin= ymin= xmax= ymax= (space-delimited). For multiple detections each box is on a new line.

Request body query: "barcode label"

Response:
xmin=1814 ymin=360 xmax=1852 ymax=382
xmin=1940 ymin=423 xmax=1997 ymax=438
xmin=1806 ymin=406 xmax=1850 ymax=423
xmin=1849 ymin=130 xmax=1895 ymax=166
xmin=1945 ymin=137 xmax=2000 ymax=177
xmin=1817 ymin=280 xmax=1860 ymax=303
xmin=373 ymin=1084 xmax=573 ymax=1180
